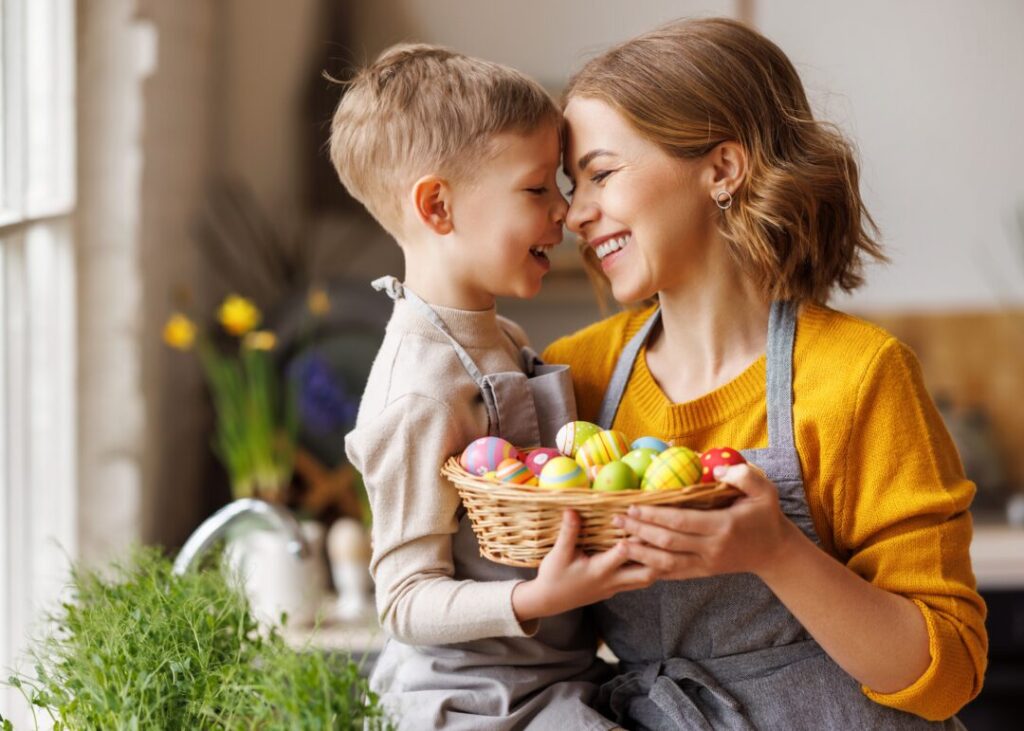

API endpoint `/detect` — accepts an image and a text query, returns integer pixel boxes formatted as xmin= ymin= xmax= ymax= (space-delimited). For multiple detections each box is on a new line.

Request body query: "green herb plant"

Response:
xmin=1 ymin=546 xmax=391 ymax=730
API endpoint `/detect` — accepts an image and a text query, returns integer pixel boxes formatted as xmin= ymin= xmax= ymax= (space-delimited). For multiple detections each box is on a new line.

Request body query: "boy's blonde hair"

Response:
xmin=329 ymin=44 xmax=559 ymax=238
xmin=566 ymin=18 xmax=885 ymax=303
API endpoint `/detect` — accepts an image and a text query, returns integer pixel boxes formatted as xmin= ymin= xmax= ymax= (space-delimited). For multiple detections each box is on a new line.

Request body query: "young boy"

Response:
xmin=334 ymin=45 xmax=652 ymax=729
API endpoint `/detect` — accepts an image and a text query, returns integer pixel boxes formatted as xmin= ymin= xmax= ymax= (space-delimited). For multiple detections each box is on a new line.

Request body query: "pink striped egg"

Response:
xmin=460 ymin=437 xmax=521 ymax=476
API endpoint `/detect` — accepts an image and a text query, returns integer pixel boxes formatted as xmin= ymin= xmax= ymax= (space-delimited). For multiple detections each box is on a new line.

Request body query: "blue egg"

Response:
xmin=631 ymin=436 xmax=669 ymax=453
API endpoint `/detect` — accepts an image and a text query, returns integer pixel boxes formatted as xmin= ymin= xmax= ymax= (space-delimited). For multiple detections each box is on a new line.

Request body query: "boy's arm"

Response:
xmin=345 ymin=393 xmax=536 ymax=646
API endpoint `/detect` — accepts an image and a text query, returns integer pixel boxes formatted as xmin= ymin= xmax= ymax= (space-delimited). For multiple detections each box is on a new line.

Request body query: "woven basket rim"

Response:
xmin=441 ymin=455 xmax=741 ymax=506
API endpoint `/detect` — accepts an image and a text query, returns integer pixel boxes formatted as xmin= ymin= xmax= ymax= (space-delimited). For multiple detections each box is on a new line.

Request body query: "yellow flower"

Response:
xmin=218 ymin=295 xmax=261 ymax=336
xmin=307 ymin=286 xmax=330 ymax=316
xmin=163 ymin=313 xmax=197 ymax=350
xmin=244 ymin=330 xmax=277 ymax=351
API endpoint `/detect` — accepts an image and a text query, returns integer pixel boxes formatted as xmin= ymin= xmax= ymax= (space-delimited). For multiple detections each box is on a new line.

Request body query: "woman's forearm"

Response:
xmin=760 ymin=521 xmax=931 ymax=694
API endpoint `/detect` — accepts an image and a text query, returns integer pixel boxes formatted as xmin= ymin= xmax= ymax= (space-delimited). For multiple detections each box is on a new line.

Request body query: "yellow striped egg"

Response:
xmin=555 ymin=421 xmax=601 ymax=457
xmin=539 ymin=456 xmax=590 ymax=489
xmin=575 ymin=430 xmax=630 ymax=471
xmin=641 ymin=446 xmax=702 ymax=490
xmin=495 ymin=458 xmax=538 ymax=486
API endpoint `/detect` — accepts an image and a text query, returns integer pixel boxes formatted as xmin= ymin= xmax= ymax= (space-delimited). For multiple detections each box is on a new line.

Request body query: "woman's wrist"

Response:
xmin=753 ymin=516 xmax=811 ymax=587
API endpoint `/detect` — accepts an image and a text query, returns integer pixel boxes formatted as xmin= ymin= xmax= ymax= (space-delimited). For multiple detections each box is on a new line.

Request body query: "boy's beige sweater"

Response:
xmin=344 ymin=296 xmax=536 ymax=645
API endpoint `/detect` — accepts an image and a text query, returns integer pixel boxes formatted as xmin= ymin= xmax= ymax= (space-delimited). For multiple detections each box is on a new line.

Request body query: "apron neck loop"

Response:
xmin=372 ymin=275 xmax=489 ymax=390
xmin=596 ymin=301 xmax=798 ymax=450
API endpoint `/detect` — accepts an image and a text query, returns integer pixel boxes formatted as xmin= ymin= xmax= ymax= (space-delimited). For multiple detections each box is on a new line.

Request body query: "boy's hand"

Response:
xmin=511 ymin=510 xmax=657 ymax=622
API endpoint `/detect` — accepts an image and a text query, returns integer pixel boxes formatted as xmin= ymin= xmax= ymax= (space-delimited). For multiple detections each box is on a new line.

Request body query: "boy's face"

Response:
xmin=451 ymin=123 xmax=568 ymax=303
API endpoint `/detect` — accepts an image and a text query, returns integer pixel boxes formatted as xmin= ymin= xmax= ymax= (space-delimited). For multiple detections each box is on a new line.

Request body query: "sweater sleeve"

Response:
xmin=344 ymin=393 xmax=534 ymax=646
xmin=835 ymin=338 xmax=987 ymax=720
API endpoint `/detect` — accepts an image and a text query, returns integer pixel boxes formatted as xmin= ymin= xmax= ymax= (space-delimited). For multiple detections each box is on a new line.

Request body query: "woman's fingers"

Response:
xmin=621 ymin=504 xmax=719 ymax=535
xmin=715 ymin=463 xmax=774 ymax=497
xmin=622 ymin=540 xmax=705 ymax=578
xmin=614 ymin=514 xmax=703 ymax=552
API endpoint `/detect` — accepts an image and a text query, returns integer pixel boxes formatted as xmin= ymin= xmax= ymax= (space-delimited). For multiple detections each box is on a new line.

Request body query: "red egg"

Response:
xmin=699 ymin=447 xmax=747 ymax=483
xmin=523 ymin=448 xmax=562 ymax=477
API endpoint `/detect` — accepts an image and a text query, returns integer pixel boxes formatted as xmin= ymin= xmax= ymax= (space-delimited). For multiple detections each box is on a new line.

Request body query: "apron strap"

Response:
xmin=372 ymin=276 xmax=490 ymax=390
xmin=765 ymin=300 xmax=797 ymax=450
xmin=596 ymin=308 xmax=662 ymax=429
xmin=596 ymin=301 xmax=797 ymax=450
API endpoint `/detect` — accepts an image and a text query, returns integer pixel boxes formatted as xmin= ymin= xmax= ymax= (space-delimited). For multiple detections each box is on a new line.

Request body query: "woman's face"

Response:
xmin=563 ymin=97 xmax=719 ymax=304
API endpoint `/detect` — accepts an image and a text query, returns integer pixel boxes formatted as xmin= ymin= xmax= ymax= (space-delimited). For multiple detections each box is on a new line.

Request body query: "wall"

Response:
xmin=757 ymin=0 xmax=1024 ymax=312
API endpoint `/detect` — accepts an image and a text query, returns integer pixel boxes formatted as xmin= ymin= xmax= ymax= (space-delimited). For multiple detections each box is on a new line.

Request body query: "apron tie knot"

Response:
xmin=600 ymin=657 xmax=754 ymax=731
xmin=371 ymin=275 xmax=404 ymax=301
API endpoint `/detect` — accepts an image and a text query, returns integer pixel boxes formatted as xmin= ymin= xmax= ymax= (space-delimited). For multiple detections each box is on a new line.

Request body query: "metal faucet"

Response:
xmin=172 ymin=498 xmax=310 ymax=575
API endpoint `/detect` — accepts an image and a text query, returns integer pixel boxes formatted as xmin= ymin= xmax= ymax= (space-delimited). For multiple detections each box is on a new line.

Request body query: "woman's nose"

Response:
xmin=565 ymin=194 xmax=596 ymax=237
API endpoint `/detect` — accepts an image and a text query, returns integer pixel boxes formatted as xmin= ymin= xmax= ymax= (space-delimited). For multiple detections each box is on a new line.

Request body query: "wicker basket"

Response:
xmin=441 ymin=456 xmax=743 ymax=568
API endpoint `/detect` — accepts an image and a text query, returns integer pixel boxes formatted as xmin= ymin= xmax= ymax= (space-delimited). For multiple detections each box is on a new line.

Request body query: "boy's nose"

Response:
xmin=552 ymin=194 xmax=569 ymax=226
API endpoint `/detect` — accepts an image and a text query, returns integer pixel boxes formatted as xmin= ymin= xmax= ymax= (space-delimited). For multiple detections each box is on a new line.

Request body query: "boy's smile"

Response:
xmin=450 ymin=123 xmax=568 ymax=305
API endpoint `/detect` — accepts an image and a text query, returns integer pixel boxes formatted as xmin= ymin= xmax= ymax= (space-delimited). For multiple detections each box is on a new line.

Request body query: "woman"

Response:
xmin=544 ymin=18 xmax=986 ymax=730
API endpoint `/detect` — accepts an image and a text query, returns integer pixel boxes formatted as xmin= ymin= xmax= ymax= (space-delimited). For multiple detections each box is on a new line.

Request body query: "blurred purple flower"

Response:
xmin=290 ymin=354 xmax=358 ymax=434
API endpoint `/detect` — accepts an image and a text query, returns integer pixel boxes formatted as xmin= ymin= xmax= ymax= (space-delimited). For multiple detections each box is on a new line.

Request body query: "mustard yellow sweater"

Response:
xmin=543 ymin=302 xmax=987 ymax=721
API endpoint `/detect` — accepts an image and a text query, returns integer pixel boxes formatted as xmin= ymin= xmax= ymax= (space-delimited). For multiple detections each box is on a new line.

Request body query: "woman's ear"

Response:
xmin=705 ymin=141 xmax=747 ymax=199
xmin=411 ymin=174 xmax=454 ymax=235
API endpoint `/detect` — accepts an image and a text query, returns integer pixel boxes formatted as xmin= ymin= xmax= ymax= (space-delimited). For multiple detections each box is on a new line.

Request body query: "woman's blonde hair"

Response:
xmin=565 ymin=18 xmax=884 ymax=303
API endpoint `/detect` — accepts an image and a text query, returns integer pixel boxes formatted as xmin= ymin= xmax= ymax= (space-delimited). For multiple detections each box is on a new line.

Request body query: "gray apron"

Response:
xmin=369 ymin=277 xmax=616 ymax=731
xmin=593 ymin=302 xmax=964 ymax=731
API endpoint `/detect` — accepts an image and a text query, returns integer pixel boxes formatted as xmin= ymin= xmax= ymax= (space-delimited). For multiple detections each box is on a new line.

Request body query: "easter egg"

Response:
xmin=482 ymin=471 xmax=497 ymax=481
xmin=586 ymin=464 xmax=603 ymax=482
xmin=621 ymin=447 xmax=659 ymax=480
xmin=575 ymin=430 xmax=630 ymax=471
xmin=699 ymin=447 xmax=747 ymax=483
xmin=523 ymin=448 xmax=561 ymax=477
xmin=555 ymin=421 xmax=601 ymax=457
xmin=642 ymin=446 xmax=703 ymax=491
xmin=631 ymin=436 xmax=670 ymax=453
xmin=539 ymin=456 xmax=590 ymax=489
xmin=593 ymin=461 xmax=640 ymax=492
xmin=460 ymin=436 xmax=521 ymax=476
xmin=495 ymin=458 xmax=537 ymax=486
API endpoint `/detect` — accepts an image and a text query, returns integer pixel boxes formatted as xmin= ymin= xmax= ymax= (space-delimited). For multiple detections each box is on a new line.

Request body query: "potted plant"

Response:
xmin=1 ymin=547 xmax=392 ymax=729
xmin=163 ymin=293 xmax=335 ymax=627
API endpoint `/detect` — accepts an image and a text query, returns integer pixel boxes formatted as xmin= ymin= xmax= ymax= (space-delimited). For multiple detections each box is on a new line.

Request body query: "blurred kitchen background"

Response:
xmin=1 ymin=0 xmax=1022 ymax=726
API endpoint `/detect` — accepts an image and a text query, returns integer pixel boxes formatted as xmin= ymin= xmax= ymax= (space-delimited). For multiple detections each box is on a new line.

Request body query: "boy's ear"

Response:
xmin=703 ymin=140 xmax=747 ymax=199
xmin=411 ymin=175 xmax=454 ymax=235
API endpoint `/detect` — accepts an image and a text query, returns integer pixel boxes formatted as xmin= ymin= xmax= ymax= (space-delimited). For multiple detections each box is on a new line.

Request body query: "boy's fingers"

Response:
xmin=547 ymin=509 xmax=581 ymax=563
xmin=587 ymin=540 xmax=630 ymax=573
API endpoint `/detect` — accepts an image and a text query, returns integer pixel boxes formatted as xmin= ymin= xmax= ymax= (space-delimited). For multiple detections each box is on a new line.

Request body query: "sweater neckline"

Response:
xmin=632 ymin=344 xmax=767 ymax=436
xmin=392 ymin=297 xmax=507 ymax=349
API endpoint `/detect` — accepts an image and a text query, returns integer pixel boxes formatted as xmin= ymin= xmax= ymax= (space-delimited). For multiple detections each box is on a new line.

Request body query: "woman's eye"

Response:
xmin=591 ymin=169 xmax=613 ymax=184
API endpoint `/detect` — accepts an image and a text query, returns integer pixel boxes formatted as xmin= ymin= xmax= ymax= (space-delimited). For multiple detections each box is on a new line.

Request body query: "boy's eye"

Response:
xmin=525 ymin=187 xmax=548 ymax=195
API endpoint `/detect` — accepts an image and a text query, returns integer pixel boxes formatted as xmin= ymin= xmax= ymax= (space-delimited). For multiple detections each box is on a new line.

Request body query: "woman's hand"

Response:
xmin=613 ymin=464 xmax=802 ymax=581
xmin=512 ymin=509 xmax=658 ymax=622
